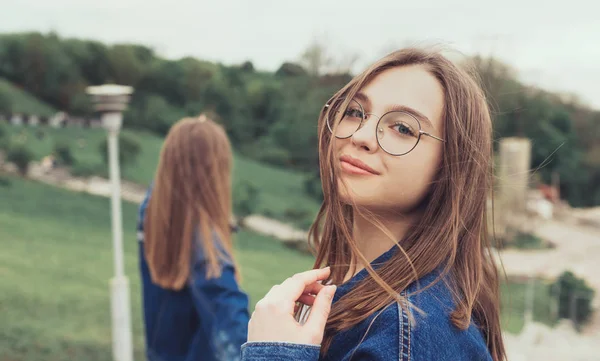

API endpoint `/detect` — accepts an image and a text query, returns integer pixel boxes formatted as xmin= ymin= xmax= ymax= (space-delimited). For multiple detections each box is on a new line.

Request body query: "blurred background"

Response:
xmin=0 ymin=1 xmax=598 ymax=360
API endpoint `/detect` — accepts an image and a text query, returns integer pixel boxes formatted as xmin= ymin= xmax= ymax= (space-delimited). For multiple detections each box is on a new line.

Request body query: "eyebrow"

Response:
xmin=354 ymin=92 xmax=436 ymax=130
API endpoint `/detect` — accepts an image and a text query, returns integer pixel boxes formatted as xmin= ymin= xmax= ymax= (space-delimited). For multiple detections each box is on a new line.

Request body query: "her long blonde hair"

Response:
xmin=144 ymin=115 xmax=236 ymax=290
xmin=309 ymin=48 xmax=506 ymax=361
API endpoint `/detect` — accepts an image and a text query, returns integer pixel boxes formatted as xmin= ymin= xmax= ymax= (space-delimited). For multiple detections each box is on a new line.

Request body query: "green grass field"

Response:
xmin=0 ymin=177 xmax=314 ymax=361
xmin=0 ymin=177 xmax=553 ymax=360
xmin=0 ymin=78 xmax=57 ymax=117
xmin=1 ymin=125 xmax=321 ymax=224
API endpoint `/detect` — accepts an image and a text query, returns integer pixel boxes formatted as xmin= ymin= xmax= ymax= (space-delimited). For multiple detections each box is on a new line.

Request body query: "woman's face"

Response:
xmin=334 ymin=65 xmax=445 ymax=214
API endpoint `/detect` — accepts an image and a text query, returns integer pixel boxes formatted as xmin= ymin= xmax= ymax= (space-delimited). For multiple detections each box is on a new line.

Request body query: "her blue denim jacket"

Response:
xmin=137 ymin=187 xmax=250 ymax=361
xmin=241 ymin=247 xmax=492 ymax=360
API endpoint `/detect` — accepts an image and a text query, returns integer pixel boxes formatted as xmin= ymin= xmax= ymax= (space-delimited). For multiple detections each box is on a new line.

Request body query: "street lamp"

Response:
xmin=86 ymin=84 xmax=134 ymax=361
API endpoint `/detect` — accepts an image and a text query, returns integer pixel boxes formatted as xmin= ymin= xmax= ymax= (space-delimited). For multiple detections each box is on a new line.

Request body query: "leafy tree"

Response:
xmin=275 ymin=62 xmax=306 ymax=77
xmin=125 ymin=94 xmax=186 ymax=135
xmin=107 ymin=44 xmax=152 ymax=86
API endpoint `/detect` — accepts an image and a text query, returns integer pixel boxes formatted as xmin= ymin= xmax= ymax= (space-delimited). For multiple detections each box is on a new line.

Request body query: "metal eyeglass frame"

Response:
xmin=324 ymin=98 xmax=445 ymax=156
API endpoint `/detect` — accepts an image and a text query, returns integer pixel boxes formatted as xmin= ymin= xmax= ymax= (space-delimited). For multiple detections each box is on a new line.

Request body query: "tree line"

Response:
xmin=0 ymin=32 xmax=598 ymax=207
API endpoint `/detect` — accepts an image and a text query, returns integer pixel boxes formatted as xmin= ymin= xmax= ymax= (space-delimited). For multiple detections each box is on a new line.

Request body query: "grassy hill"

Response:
xmin=1 ymin=125 xmax=321 ymax=226
xmin=0 ymin=78 xmax=57 ymax=117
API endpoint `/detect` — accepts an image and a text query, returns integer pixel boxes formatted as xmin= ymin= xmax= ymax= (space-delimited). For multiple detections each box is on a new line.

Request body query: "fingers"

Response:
xmin=305 ymin=285 xmax=336 ymax=336
xmin=256 ymin=268 xmax=331 ymax=316
xmin=249 ymin=269 xmax=335 ymax=346
xmin=264 ymin=268 xmax=329 ymax=298
xmin=277 ymin=267 xmax=331 ymax=302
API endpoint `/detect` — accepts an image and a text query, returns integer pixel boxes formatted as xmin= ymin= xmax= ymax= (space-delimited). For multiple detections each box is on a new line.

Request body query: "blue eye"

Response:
xmin=392 ymin=122 xmax=416 ymax=137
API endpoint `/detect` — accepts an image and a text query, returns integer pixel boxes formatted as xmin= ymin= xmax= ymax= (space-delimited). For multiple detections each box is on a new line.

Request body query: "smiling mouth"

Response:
xmin=339 ymin=155 xmax=379 ymax=176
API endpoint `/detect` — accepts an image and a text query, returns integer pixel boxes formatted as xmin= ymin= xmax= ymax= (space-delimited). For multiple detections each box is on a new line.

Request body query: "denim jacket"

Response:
xmin=137 ymin=187 xmax=250 ymax=361
xmin=241 ymin=247 xmax=492 ymax=361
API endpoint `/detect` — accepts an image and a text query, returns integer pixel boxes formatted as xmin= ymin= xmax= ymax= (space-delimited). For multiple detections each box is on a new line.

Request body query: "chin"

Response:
xmin=337 ymin=179 xmax=421 ymax=214
xmin=337 ymin=179 xmax=380 ymax=207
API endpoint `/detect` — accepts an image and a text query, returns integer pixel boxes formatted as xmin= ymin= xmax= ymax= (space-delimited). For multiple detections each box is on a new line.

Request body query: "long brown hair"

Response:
xmin=310 ymin=48 xmax=506 ymax=360
xmin=144 ymin=115 xmax=236 ymax=290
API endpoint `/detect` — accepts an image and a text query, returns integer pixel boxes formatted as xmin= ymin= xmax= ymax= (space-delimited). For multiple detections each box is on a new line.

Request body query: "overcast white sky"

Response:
xmin=2 ymin=0 xmax=599 ymax=109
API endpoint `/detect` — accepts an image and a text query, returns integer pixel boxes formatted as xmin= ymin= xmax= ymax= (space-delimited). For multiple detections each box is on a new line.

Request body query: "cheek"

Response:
xmin=384 ymin=155 xmax=439 ymax=206
xmin=333 ymin=137 xmax=347 ymax=154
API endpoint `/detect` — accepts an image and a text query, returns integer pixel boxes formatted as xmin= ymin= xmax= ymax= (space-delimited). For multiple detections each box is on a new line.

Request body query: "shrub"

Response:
xmin=234 ymin=181 xmax=260 ymax=221
xmin=512 ymin=231 xmax=546 ymax=249
xmin=551 ymin=271 xmax=595 ymax=329
xmin=99 ymin=133 xmax=141 ymax=167
xmin=303 ymin=172 xmax=323 ymax=202
xmin=53 ymin=141 xmax=74 ymax=166
xmin=6 ymin=143 xmax=34 ymax=176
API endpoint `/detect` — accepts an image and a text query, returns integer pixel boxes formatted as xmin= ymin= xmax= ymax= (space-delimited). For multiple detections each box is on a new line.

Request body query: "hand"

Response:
xmin=247 ymin=267 xmax=337 ymax=345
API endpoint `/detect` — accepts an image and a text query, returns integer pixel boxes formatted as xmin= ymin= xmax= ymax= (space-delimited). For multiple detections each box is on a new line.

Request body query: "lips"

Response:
xmin=339 ymin=155 xmax=380 ymax=175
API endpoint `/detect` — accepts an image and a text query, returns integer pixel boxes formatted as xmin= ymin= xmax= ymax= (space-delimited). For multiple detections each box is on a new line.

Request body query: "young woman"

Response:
xmin=242 ymin=48 xmax=506 ymax=360
xmin=137 ymin=115 xmax=249 ymax=361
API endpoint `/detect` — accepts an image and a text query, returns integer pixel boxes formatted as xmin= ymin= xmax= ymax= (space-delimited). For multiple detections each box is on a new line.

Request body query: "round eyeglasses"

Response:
xmin=325 ymin=98 xmax=445 ymax=156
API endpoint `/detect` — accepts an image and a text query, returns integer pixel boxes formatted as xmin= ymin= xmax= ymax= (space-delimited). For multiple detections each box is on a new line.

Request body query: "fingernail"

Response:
xmin=328 ymin=285 xmax=337 ymax=295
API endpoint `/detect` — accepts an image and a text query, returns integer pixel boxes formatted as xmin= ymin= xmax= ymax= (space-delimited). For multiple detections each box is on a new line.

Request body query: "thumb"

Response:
xmin=305 ymin=285 xmax=336 ymax=338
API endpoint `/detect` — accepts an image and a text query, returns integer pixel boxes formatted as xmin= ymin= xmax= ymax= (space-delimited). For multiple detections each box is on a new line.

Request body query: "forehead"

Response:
xmin=360 ymin=65 xmax=445 ymax=129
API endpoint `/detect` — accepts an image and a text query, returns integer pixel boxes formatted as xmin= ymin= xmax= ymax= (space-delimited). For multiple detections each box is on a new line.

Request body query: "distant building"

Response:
xmin=48 ymin=112 xmax=67 ymax=128
xmin=10 ymin=113 xmax=23 ymax=126
xmin=28 ymin=115 xmax=40 ymax=126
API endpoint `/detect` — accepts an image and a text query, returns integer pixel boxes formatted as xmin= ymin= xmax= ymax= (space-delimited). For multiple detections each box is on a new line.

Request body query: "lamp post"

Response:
xmin=86 ymin=84 xmax=134 ymax=361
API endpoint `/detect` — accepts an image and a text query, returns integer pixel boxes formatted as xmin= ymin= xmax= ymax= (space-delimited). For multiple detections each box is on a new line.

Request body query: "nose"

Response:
xmin=350 ymin=113 xmax=379 ymax=154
